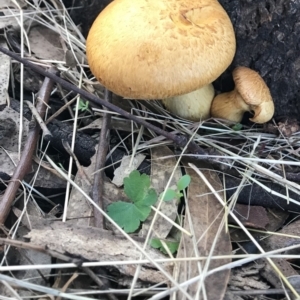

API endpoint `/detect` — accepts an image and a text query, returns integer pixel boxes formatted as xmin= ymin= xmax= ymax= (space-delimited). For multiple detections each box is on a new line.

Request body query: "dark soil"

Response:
xmin=218 ymin=0 xmax=300 ymax=120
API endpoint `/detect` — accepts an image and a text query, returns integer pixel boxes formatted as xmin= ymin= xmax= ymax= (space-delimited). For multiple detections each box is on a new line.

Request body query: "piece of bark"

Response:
xmin=24 ymin=220 xmax=172 ymax=284
xmin=46 ymin=119 xmax=97 ymax=166
xmin=258 ymin=219 xmax=300 ymax=288
xmin=224 ymin=175 xmax=300 ymax=212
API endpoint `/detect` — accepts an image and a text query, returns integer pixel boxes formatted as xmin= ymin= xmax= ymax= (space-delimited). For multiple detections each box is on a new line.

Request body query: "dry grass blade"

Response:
xmin=0 ymin=39 xmax=9 ymax=106
xmin=173 ymin=164 xmax=231 ymax=300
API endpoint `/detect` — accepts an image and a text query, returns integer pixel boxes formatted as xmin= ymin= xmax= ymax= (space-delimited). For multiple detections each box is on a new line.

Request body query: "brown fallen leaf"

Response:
xmin=231 ymin=204 xmax=269 ymax=230
xmin=28 ymin=25 xmax=64 ymax=61
xmin=66 ymin=143 xmax=131 ymax=228
xmin=259 ymin=219 xmax=300 ymax=288
xmin=112 ymin=153 xmax=145 ymax=187
xmin=173 ymin=163 xmax=231 ymax=300
xmin=230 ymin=208 xmax=289 ymax=243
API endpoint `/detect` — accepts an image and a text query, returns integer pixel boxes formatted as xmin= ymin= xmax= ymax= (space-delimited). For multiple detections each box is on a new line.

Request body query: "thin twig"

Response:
xmin=81 ymin=267 xmax=118 ymax=300
xmin=227 ymin=288 xmax=300 ymax=296
xmin=25 ymin=100 xmax=52 ymax=139
xmin=0 ymin=237 xmax=80 ymax=264
xmin=0 ymin=67 xmax=57 ymax=225
xmin=92 ymin=89 xmax=112 ymax=228
xmin=0 ymin=47 xmax=207 ymax=156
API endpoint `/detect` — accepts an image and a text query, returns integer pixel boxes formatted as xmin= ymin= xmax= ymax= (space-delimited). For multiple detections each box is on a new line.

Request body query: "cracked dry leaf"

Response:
xmin=174 ymin=164 xmax=231 ymax=300
xmin=140 ymin=146 xmax=181 ymax=239
xmin=66 ymin=144 xmax=127 ymax=227
xmin=28 ymin=25 xmax=64 ymax=61
xmin=112 ymin=153 xmax=146 ymax=187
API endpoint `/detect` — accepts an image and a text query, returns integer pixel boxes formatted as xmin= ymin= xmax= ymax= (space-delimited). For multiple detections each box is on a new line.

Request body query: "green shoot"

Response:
xmin=74 ymin=99 xmax=89 ymax=112
xmin=162 ymin=174 xmax=191 ymax=202
xmin=150 ymin=238 xmax=179 ymax=254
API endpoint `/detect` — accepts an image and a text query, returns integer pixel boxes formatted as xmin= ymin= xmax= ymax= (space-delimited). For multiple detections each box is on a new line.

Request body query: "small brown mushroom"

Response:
xmin=210 ymin=67 xmax=275 ymax=123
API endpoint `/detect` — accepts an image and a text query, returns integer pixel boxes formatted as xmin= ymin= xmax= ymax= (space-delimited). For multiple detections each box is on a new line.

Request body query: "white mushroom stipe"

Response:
xmin=162 ymin=84 xmax=215 ymax=121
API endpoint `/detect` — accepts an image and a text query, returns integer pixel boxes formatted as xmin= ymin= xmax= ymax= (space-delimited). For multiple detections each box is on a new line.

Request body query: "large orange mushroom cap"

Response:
xmin=86 ymin=0 xmax=236 ymax=99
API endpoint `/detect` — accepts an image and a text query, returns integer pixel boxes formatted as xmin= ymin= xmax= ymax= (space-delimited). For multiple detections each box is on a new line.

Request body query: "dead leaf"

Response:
xmin=230 ymin=208 xmax=289 ymax=243
xmin=262 ymin=219 xmax=300 ymax=253
xmin=174 ymin=164 xmax=231 ymax=299
xmin=140 ymin=146 xmax=181 ymax=239
xmin=112 ymin=154 xmax=145 ymax=187
xmin=0 ymin=106 xmax=29 ymax=151
xmin=28 ymin=25 xmax=64 ymax=61
xmin=231 ymin=204 xmax=269 ymax=230
xmin=0 ymin=106 xmax=29 ymax=177
xmin=66 ymin=145 xmax=127 ymax=227
xmin=259 ymin=219 xmax=300 ymax=288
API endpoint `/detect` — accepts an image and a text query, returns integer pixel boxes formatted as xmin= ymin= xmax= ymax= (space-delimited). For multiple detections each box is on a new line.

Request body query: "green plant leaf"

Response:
xmin=107 ymin=170 xmax=158 ymax=233
xmin=161 ymin=189 xmax=177 ymax=202
xmin=177 ymin=175 xmax=191 ymax=191
xmin=74 ymin=99 xmax=89 ymax=112
xmin=150 ymin=238 xmax=179 ymax=254
xmin=232 ymin=123 xmax=243 ymax=131
xmin=124 ymin=170 xmax=157 ymax=206
xmin=107 ymin=201 xmax=147 ymax=233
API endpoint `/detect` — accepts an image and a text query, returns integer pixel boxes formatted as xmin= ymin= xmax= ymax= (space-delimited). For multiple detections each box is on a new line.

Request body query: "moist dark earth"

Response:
xmin=217 ymin=0 xmax=300 ymax=120
xmin=68 ymin=0 xmax=300 ymax=120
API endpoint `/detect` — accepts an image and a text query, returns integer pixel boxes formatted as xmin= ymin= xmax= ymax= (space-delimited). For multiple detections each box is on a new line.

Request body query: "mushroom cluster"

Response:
xmin=86 ymin=0 xmax=275 ymax=124
xmin=86 ymin=0 xmax=236 ymax=120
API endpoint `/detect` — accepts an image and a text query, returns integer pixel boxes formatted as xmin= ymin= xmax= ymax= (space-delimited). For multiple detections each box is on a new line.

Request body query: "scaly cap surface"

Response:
xmin=86 ymin=0 xmax=236 ymax=99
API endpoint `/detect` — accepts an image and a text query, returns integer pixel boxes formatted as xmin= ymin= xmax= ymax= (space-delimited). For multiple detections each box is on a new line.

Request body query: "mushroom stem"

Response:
xmin=162 ymin=84 xmax=215 ymax=121
xmin=210 ymin=89 xmax=250 ymax=123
